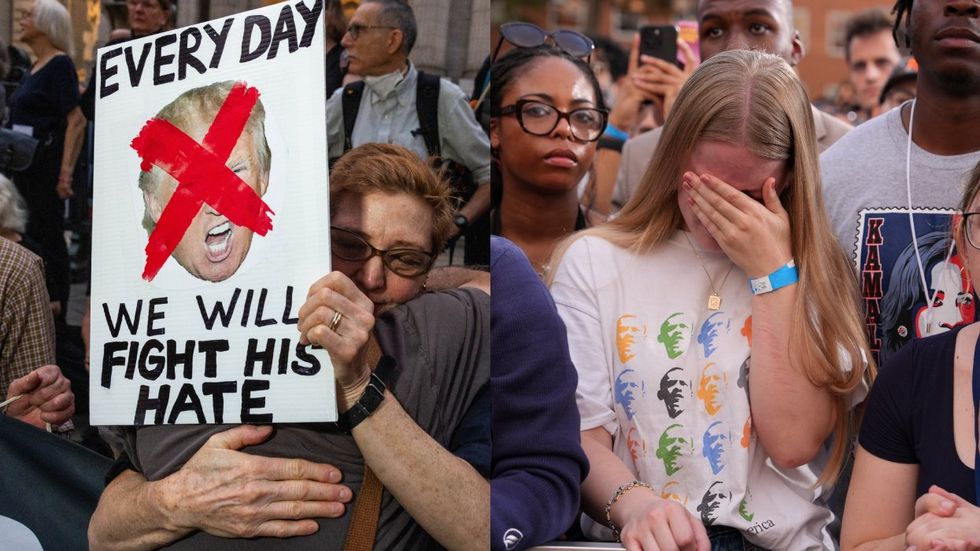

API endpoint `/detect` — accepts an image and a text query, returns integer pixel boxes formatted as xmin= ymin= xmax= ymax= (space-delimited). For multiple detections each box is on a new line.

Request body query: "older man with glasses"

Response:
xmin=325 ymin=0 xmax=490 ymax=265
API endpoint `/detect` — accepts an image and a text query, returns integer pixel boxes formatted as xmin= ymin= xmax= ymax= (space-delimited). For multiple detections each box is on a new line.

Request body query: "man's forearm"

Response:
xmin=458 ymin=182 xmax=491 ymax=225
xmin=89 ymin=470 xmax=189 ymax=551
xmin=353 ymin=391 xmax=489 ymax=550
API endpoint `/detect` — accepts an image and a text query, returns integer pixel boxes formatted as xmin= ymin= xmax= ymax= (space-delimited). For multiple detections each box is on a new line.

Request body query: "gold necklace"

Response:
xmin=683 ymin=232 xmax=735 ymax=310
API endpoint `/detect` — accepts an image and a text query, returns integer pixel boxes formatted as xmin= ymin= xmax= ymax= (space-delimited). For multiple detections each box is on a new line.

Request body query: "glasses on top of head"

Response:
xmin=492 ymin=22 xmax=594 ymax=63
xmin=346 ymin=23 xmax=397 ymax=40
xmin=498 ymin=99 xmax=608 ymax=142
xmin=330 ymin=226 xmax=436 ymax=278
xmin=963 ymin=212 xmax=980 ymax=250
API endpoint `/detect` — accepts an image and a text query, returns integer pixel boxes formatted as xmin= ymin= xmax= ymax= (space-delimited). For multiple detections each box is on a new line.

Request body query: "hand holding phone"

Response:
xmin=638 ymin=25 xmax=678 ymax=67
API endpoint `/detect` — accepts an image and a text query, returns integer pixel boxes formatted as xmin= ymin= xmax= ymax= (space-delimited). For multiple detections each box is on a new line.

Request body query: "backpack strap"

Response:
xmin=415 ymin=71 xmax=442 ymax=158
xmin=341 ymin=81 xmax=366 ymax=154
xmin=342 ymin=334 xmax=386 ymax=551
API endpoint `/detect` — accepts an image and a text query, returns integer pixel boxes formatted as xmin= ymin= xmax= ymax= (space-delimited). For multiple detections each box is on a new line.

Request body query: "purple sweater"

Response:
xmin=490 ymin=236 xmax=589 ymax=551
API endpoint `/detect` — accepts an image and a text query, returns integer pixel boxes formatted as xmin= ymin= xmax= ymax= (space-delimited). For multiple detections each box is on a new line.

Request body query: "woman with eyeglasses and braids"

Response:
xmin=490 ymin=45 xmax=608 ymax=278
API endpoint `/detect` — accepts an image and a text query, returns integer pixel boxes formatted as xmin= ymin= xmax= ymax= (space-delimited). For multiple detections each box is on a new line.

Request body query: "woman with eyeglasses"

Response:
xmin=490 ymin=45 xmax=608 ymax=278
xmin=842 ymin=161 xmax=980 ymax=550
xmin=548 ymin=50 xmax=873 ymax=550
xmin=7 ymin=0 xmax=85 ymax=316
xmin=88 ymin=144 xmax=490 ymax=550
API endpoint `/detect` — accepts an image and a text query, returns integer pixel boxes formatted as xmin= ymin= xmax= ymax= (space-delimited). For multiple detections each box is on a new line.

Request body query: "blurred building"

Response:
xmin=2 ymin=0 xmax=488 ymax=93
xmin=493 ymin=0 xmax=899 ymax=103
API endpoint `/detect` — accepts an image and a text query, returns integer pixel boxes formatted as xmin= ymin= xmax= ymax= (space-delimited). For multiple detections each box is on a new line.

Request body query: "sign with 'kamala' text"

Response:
xmin=90 ymin=0 xmax=334 ymax=425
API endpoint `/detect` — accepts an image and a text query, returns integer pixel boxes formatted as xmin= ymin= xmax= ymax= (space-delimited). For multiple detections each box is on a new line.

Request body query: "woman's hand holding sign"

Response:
xmin=298 ymin=271 xmax=377 ymax=412
xmin=683 ymin=171 xmax=792 ymax=278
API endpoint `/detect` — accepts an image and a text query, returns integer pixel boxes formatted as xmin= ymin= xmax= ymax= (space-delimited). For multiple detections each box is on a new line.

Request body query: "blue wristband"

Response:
xmin=603 ymin=123 xmax=629 ymax=142
xmin=749 ymin=260 xmax=798 ymax=295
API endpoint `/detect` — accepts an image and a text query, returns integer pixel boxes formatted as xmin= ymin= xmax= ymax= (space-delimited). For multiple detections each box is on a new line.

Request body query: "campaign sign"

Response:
xmin=90 ymin=0 xmax=334 ymax=425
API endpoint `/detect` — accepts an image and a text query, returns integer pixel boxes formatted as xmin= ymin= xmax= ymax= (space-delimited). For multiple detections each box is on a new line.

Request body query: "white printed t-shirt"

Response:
xmin=550 ymin=231 xmax=845 ymax=550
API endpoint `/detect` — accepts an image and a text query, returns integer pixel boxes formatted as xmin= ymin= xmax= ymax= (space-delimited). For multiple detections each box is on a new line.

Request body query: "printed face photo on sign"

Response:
xmin=136 ymin=81 xmax=273 ymax=283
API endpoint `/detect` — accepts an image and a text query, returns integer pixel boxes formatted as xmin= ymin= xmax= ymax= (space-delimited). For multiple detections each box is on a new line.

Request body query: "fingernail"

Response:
xmin=942 ymin=499 xmax=954 ymax=509
xmin=329 ymin=470 xmax=342 ymax=483
xmin=339 ymin=488 xmax=351 ymax=500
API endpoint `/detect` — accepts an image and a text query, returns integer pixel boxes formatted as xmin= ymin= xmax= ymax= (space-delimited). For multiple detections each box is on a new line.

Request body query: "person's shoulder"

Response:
xmin=0 ymin=238 xmax=43 ymax=288
xmin=814 ymin=108 xmax=853 ymax=145
xmin=820 ymin=109 xmax=896 ymax=166
xmin=396 ymin=287 xmax=489 ymax=321
xmin=431 ymin=72 xmax=468 ymax=100
xmin=622 ymin=126 xmax=662 ymax=159
xmin=46 ymin=53 xmax=77 ymax=72
xmin=879 ymin=326 xmax=960 ymax=388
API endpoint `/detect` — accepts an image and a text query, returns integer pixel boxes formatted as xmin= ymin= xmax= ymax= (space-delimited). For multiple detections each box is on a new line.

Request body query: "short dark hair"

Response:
xmin=364 ymin=0 xmax=417 ymax=56
xmin=844 ymin=9 xmax=894 ymax=60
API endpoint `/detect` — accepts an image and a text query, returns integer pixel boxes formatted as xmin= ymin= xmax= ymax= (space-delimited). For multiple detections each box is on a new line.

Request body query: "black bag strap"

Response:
xmin=415 ymin=71 xmax=442 ymax=158
xmin=341 ymin=81 xmax=366 ymax=154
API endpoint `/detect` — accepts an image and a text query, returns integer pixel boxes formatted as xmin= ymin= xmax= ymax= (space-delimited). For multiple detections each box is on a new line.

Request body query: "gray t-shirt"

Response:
xmin=125 ymin=288 xmax=490 ymax=550
xmin=821 ymin=103 xmax=980 ymax=365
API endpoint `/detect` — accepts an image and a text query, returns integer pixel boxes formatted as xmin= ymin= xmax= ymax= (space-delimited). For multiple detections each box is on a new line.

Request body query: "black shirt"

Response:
xmin=8 ymin=54 xmax=79 ymax=141
xmin=859 ymin=325 xmax=976 ymax=501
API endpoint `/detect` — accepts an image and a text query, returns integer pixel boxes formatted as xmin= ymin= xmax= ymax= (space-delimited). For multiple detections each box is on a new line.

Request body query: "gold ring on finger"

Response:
xmin=328 ymin=310 xmax=344 ymax=333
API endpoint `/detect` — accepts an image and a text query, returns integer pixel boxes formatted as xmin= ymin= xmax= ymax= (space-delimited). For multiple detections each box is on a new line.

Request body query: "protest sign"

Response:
xmin=90 ymin=0 xmax=334 ymax=425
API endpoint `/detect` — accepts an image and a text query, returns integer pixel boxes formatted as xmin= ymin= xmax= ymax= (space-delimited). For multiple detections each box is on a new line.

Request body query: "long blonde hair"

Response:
xmin=552 ymin=50 xmax=874 ymax=485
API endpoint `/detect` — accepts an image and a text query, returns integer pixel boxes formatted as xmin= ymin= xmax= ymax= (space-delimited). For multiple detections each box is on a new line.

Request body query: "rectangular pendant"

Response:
xmin=708 ymin=294 xmax=722 ymax=310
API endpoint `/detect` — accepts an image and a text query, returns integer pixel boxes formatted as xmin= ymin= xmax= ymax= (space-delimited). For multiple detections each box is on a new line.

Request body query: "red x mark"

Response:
xmin=131 ymin=82 xmax=274 ymax=281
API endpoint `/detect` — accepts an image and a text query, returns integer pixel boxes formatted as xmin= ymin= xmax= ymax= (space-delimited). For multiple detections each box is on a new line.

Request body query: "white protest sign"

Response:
xmin=90 ymin=0 xmax=334 ymax=425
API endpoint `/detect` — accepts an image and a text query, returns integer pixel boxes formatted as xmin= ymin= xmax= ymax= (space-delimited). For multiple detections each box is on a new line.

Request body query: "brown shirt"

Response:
xmin=0 ymin=237 xmax=55 ymax=395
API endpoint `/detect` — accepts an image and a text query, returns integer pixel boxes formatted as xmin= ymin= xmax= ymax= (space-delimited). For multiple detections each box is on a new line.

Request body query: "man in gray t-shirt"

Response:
xmin=820 ymin=0 xmax=980 ymax=368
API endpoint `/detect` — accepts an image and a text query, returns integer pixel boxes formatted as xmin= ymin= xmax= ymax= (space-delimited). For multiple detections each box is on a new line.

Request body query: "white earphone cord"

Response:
xmin=906 ymin=99 xmax=954 ymax=333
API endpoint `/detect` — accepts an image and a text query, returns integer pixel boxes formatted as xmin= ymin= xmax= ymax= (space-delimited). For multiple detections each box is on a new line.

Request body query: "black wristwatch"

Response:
xmin=453 ymin=213 xmax=469 ymax=233
xmin=335 ymin=355 xmax=396 ymax=433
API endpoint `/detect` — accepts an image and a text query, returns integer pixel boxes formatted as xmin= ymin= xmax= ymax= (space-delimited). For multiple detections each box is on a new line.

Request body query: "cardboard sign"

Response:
xmin=90 ymin=0 xmax=334 ymax=425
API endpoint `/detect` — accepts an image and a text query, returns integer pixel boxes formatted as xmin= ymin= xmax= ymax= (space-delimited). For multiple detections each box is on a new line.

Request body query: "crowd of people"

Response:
xmin=1 ymin=0 xmax=979 ymax=549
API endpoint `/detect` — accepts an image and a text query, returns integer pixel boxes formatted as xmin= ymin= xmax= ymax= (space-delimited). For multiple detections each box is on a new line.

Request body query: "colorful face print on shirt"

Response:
xmin=655 ymin=423 xmax=691 ymax=476
xmin=697 ymin=312 xmax=730 ymax=357
xmin=855 ymin=210 xmax=977 ymax=365
xmin=702 ymin=421 xmax=730 ymax=475
xmin=737 ymin=357 xmax=750 ymax=390
xmin=739 ymin=493 xmax=755 ymax=522
xmin=740 ymin=416 xmax=752 ymax=448
xmin=696 ymin=481 xmax=731 ymax=527
xmin=616 ymin=314 xmax=647 ymax=364
xmin=697 ymin=362 xmax=727 ymax=416
xmin=627 ymin=426 xmax=646 ymax=465
xmin=614 ymin=368 xmax=645 ymax=420
xmin=657 ymin=367 xmax=690 ymax=418
xmin=657 ymin=312 xmax=691 ymax=360
xmin=660 ymin=481 xmax=689 ymax=506
xmin=740 ymin=316 xmax=752 ymax=346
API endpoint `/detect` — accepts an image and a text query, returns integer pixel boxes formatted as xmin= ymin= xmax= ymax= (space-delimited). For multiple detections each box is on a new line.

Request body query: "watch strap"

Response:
xmin=335 ymin=336 xmax=397 ymax=434
xmin=749 ymin=260 xmax=798 ymax=295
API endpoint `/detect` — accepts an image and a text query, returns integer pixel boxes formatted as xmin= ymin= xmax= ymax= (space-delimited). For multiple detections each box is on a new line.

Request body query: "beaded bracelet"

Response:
xmin=604 ymin=480 xmax=652 ymax=541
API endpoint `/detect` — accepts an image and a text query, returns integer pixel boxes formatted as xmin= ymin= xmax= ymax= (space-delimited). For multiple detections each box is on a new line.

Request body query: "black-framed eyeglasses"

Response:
xmin=963 ymin=212 xmax=980 ymax=250
xmin=330 ymin=226 xmax=436 ymax=278
xmin=498 ymin=99 xmax=608 ymax=142
xmin=346 ymin=23 xmax=396 ymax=40
xmin=492 ymin=22 xmax=594 ymax=63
